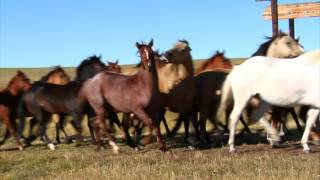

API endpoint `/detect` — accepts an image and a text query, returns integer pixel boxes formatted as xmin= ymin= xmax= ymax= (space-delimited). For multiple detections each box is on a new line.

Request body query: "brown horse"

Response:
xmin=0 ymin=71 xmax=31 ymax=150
xmin=80 ymin=40 xmax=186 ymax=152
xmin=22 ymin=55 xmax=106 ymax=150
xmin=16 ymin=66 xmax=72 ymax=143
xmin=106 ymin=60 xmax=122 ymax=73
xmin=195 ymin=50 xmax=233 ymax=75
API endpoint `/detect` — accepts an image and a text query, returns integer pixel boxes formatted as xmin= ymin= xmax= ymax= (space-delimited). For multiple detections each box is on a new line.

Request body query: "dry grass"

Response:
xmin=1 ymin=58 xmax=320 ymax=179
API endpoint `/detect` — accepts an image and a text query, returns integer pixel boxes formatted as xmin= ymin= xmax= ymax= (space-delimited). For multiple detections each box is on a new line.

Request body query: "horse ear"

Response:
xmin=148 ymin=39 xmax=154 ymax=47
xmin=136 ymin=42 xmax=141 ymax=48
xmin=295 ymin=37 xmax=300 ymax=42
xmin=115 ymin=59 xmax=119 ymax=64
xmin=222 ymin=50 xmax=225 ymax=55
xmin=17 ymin=70 xmax=23 ymax=75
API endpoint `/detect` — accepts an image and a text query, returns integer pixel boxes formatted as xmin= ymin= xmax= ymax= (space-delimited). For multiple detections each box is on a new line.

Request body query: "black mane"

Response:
xmin=75 ymin=55 xmax=105 ymax=82
xmin=251 ymin=32 xmax=288 ymax=57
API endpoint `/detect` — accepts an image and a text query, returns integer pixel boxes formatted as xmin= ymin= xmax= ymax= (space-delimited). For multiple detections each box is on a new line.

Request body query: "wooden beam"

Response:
xmin=263 ymin=2 xmax=320 ymax=20
xmin=289 ymin=19 xmax=295 ymax=38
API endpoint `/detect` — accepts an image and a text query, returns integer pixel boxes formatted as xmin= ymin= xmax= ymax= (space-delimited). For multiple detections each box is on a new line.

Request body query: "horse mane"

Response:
xmin=39 ymin=66 xmax=64 ymax=82
xmin=173 ymin=39 xmax=191 ymax=51
xmin=75 ymin=55 xmax=105 ymax=82
xmin=251 ymin=32 xmax=289 ymax=57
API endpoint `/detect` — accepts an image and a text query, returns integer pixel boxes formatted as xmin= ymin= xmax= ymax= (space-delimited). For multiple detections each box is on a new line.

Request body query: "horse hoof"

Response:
xmin=271 ymin=141 xmax=282 ymax=148
xmin=132 ymin=146 xmax=143 ymax=151
xmin=187 ymin=145 xmax=195 ymax=150
xmin=48 ymin=143 xmax=56 ymax=150
xmin=303 ymin=149 xmax=311 ymax=154
xmin=64 ymin=138 xmax=73 ymax=144
xmin=18 ymin=146 xmax=24 ymax=151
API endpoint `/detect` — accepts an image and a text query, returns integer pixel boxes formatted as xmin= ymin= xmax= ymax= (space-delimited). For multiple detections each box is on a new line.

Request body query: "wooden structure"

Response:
xmin=262 ymin=1 xmax=320 ymax=38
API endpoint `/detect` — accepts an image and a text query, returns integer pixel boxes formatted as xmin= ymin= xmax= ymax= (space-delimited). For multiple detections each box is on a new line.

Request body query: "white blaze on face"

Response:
xmin=144 ymin=49 xmax=150 ymax=60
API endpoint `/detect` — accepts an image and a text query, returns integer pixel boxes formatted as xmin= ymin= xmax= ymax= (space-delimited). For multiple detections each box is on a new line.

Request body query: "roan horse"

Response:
xmin=80 ymin=40 xmax=187 ymax=152
xmin=21 ymin=55 xmax=106 ymax=150
xmin=217 ymin=49 xmax=320 ymax=153
xmin=0 ymin=71 xmax=31 ymax=150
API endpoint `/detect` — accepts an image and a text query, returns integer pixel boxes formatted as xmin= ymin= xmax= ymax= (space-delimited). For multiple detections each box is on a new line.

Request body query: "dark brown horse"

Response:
xmin=80 ymin=40 xmax=186 ymax=152
xmin=17 ymin=66 xmax=72 ymax=143
xmin=21 ymin=55 xmax=106 ymax=150
xmin=0 ymin=71 xmax=31 ymax=150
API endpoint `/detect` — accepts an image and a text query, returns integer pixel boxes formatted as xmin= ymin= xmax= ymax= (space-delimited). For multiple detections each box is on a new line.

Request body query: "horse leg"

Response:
xmin=170 ymin=114 xmax=184 ymax=137
xmin=228 ymin=93 xmax=252 ymax=153
xmin=87 ymin=116 xmax=96 ymax=144
xmin=287 ymin=108 xmax=303 ymax=132
xmin=301 ymin=109 xmax=320 ymax=153
xmin=160 ymin=109 xmax=171 ymax=136
xmin=38 ymin=112 xmax=55 ymax=150
xmin=252 ymin=103 xmax=280 ymax=147
xmin=198 ymin=110 xmax=211 ymax=144
xmin=121 ymin=114 xmax=138 ymax=149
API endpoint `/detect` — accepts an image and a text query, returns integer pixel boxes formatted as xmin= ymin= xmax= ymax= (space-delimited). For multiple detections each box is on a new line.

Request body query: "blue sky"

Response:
xmin=1 ymin=0 xmax=319 ymax=67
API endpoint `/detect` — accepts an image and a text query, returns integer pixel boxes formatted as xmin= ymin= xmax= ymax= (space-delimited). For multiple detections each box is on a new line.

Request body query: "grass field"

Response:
xmin=1 ymin=58 xmax=320 ymax=179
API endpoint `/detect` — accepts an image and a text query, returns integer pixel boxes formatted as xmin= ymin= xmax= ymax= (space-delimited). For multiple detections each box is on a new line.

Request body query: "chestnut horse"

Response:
xmin=195 ymin=50 xmax=232 ymax=75
xmin=80 ymin=40 xmax=186 ymax=152
xmin=22 ymin=55 xmax=106 ymax=150
xmin=0 ymin=71 xmax=31 ymax=150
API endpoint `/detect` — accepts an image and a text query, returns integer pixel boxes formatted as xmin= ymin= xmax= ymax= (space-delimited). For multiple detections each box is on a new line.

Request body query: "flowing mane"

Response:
xmin=75 ymin=55 xmax=105 ymax=82
xmin=251 ymin=32 xmax=290 ymax=56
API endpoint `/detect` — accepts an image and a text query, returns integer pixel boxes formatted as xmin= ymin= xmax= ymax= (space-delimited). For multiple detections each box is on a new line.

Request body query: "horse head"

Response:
xmin=136 ymin=39 xmax=155 ymax=71
xmin=106 ymin=59 xmax=122 ymax=73
xmin=9 ymin=71 xmax=31 ymax=93
xmin=164 ymin=40 xmax=194 ymax=75
xmin=253 ymin=32 xmax=304 ymax=58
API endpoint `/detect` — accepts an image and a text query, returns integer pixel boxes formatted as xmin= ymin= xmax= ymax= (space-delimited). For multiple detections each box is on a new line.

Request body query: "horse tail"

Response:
xmin=216 ymin=75 xmax=233 ymax=121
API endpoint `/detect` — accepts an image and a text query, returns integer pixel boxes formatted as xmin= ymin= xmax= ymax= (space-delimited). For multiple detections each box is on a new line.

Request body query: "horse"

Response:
xmin=0 ymin=71 xmax=31 ymax=150
xmin=21 ymin=55 xmax=106 ymax=150
xmin=217 ymin=49 xmax=320 ymax=153
xmin=251 ymin=32 xmax=306 ymax=139
xmin=106 ymin=60 xmax=122 ymax=73
xmin=16 ymin=66 xmax=72 ymax=143
xmin=195 ymin=50 xmax=232 ymax=75
xmin=80 ymin=40 xmax=187 ymax=152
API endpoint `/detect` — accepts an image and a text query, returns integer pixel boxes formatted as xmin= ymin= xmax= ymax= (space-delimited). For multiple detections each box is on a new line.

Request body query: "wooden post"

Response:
xmin=271 ymin=0 xmax=279 ymax=36
xmin=289 ymin=18 xmax=295 ymax=38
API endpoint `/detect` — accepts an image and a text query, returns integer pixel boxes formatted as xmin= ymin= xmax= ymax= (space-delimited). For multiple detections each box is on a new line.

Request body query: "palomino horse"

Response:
xmin=22 ymin=55 xmax=106 ymax=150
xmin=0 ymin=71 xmax=31 ymax=150
xmin=80 ymin=40 xmax=187 ymax=152
xmin=217 ymin=50 xmax=320 ymax=153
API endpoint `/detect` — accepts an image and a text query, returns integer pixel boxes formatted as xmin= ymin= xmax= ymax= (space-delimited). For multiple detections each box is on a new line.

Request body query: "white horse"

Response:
xmin=217 ymin=49 xmax=320 ymax=153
